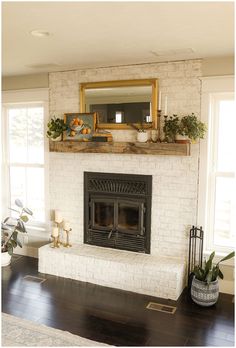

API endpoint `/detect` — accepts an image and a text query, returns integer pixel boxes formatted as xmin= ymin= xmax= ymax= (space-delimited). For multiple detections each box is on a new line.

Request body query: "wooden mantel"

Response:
xmin=49 ymin=141 xmax=191 ymax=156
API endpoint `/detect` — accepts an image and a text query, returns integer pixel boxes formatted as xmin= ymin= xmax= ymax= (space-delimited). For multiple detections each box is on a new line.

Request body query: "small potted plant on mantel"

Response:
xmin=191 ymin=251 xmax=235 ymax=307
xmin=47 ymin=116 xmax=67 ymax=141
xmin=176 ymin=113 xmax=207 ymax=143
xmin=130 ymin=122 xmax=149 ymax=143
xmin=163 ymin=113 xmax=207 ymax=143
xmin=163 ymin=114 xmax=179 ymax=143
xmin=1 ymin=199 xmax=32 ymax=267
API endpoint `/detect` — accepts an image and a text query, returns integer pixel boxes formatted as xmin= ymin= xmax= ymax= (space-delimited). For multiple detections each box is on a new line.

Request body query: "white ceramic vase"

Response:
xmin=1 ymin=252 xmax=11 ymax=267
xmin=175 ymin=134 xmax=190 ymax=144
xmin=137 ymin=131 xmax=148 ymax=143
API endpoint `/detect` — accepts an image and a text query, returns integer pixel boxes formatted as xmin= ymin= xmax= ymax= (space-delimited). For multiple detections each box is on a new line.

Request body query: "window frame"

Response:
xmin=198 ymin=76 xmax=235 ymax=261
xmin=2 ymin=89 xmax=49 ymax=236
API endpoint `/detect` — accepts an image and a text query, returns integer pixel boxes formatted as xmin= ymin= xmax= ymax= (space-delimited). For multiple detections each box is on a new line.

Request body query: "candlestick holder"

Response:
xmin=50 ymin=236 xmax=59 ymax=248
xmin=63 ymin=228 xmax=72 ymax=248
xmin=157 ymin=109 xmax=162 ymax=142
xmin=55 ymin=221 xmax=63 ymax=246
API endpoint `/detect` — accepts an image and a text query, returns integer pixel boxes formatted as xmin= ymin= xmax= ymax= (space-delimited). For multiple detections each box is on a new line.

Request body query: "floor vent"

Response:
xmin=146 ymin=302 xmax=177 ymax=314
xmin=23 ymin=275 xmax=46 ymax=284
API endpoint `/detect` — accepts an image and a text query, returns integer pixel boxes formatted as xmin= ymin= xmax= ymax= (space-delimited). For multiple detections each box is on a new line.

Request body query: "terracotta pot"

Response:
xmin=137 ymin=131 xmax=148 ymax=143
xmin=1 ymin=251 xmax=12 ymax=267
xmin=191 ymin=276 xmax=219 ymax=307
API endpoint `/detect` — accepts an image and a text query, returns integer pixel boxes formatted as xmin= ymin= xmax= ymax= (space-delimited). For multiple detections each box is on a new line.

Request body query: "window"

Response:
xmin=115 ymin=111 xmax=123 ymax=123
xmin=2 ymin=89 xmax=49 ymax=233
xmin=199 ymin=77 xmax=235 ymax=255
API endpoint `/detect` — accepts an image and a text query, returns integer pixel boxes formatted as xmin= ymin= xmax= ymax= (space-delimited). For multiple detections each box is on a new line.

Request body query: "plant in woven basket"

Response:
xmin=1 ymin=199 xmax=33 ymax=256
xmin=191 ymin=250 xmax=235 ymax=306
xmin=193 ymin=251 xmax=235 ymax=286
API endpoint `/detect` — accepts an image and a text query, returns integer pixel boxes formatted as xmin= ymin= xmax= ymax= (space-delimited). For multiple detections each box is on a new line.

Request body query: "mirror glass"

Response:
xmin=84 ymin=86 xmax=152 ymax=124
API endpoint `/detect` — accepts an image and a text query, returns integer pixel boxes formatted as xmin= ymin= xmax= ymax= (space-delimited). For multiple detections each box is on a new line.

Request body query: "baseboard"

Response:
xmin=14 ymin=245 xmax=38 ymax=258
xmin=219 ymin=279 xmax=234 ymax=295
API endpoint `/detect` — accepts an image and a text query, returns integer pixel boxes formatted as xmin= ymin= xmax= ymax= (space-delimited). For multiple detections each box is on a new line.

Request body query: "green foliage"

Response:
xmin=193 ymin=251 xmax=235 ymax=285
xmin=1 ymin=199 xmax=33 ymax=256
xmin=47 ymin=117 xmax=67 ymax=139
xmin=163 ymin=115 xmax=179 ymax=142
xmin=163 ymin=113 xmax=207 ymax=142
xmin=179 ymin=113 xmax=207 ymax=140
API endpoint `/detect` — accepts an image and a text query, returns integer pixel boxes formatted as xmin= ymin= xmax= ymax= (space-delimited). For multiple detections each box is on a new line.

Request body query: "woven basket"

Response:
xmin=191 ymin=276 xmax=219 ymax=307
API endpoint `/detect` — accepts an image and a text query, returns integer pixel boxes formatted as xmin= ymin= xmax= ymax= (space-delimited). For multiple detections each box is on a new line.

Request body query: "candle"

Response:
xmin=164 ymin=96 xmax=168 ymax=115
xmin=52 ymin=227 xmax=59 ymax=237
xmin=55 ymin=210 xmax=62 ymax=223
xmin=158 ymin=91 xmax=162 ymax=110
xmin=63 ymin=220 xmax=70 ymax=231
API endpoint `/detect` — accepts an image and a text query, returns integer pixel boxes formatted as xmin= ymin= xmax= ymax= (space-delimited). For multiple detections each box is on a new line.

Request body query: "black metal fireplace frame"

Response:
xmin=84 ymin=172 xmax=152 ymax=253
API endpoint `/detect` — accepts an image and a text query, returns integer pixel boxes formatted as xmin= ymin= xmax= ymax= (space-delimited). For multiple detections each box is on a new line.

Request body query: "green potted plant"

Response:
xmin=191 ymin=251 xmax=235 ymax=307
xmin=47 ymin=116 xmax=67 ymax=141
xmin=163 ymin=114 xmax=179 ymax=142
xmin=177 ymin=113 xmax=207 ymax=143
xmin=1 ymin=199 xmax=33 ymax=267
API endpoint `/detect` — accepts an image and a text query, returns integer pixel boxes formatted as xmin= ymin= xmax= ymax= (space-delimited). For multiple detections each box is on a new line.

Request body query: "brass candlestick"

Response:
xmin=63 ymin=228 xmax=72 ymax=248
xmin=50 ymin=236 xmax=59 ymax=248
xmin=55 ymin=222 xmax=63 ymax=246
xmin=157 ymin=109 xmax=162 ymax=142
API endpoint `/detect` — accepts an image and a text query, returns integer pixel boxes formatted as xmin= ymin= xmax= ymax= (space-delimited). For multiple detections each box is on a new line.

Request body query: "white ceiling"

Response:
xmin=2 ymin=2 xmax=234 ymax=76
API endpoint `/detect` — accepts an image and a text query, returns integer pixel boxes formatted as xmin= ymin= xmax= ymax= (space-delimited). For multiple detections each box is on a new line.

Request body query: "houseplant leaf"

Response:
xmin=15 ymin=199 xmax=23 ymax=208
xmin=218 ymin=269 xmax=224 ymax=280
xmin=206 ymin=270 xmax=213 ymax=285
xmin=217 ymin=251 xmax=235 ymax=264
xmin=16 ymin=238 xmax=22 ymax=248
xmin=17 ymin=220 xmax=26 ymax=232
xmin=23 ymin=207 xmax=33 ymax=216
xmin=21 ymin=215 xmax=29 ymax=223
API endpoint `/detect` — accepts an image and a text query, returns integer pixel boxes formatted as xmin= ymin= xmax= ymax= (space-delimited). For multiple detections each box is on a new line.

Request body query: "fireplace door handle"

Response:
xmin=108 ymin=228 xmax=116 ymax=239
xmin=108 ymin=230 xmax=113 ymax=239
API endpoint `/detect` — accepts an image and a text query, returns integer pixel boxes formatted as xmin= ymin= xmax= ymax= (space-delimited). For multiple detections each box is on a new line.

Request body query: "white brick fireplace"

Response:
xmin=39 ymin=59 xmax=201 ymax=300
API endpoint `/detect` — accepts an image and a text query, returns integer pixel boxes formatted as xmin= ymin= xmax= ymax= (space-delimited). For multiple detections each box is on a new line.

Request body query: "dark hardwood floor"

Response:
xmin=2 ymin=255 xmax=235 ymax=346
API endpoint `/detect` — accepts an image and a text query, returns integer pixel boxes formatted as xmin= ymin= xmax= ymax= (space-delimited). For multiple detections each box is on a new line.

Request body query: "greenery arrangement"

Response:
xmin=1 ymin=199 xmax=33 ymax=255
xmin=193 ymin=251 xmax=235 ymax=285
xmin=163 ymin=114 xmax=179 ymax=141
xmin=179 ymin=113 xmax=207 ymax=140
xmin=163 ymin=113 xmax=207 ymax=142
xmin=47 ymin=117 xmax=67 ymax=139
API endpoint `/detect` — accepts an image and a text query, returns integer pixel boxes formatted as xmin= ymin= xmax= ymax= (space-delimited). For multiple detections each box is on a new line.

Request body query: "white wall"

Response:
xmin=2 ymin=73 xmax=49 ymax=90
xmin=202 ymin=56 xmax=234 ymax=76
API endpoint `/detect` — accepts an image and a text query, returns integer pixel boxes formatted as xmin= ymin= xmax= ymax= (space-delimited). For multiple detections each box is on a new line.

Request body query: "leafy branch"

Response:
xmin=1 ymin=199 xmax=33 ymax=255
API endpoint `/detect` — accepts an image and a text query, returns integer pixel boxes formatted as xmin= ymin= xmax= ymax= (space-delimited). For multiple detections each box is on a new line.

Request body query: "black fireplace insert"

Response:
xmin=84 ymin=172 xmax=152 ymax=253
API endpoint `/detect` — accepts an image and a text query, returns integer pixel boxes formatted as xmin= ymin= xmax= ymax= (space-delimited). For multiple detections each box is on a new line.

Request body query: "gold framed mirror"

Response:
xmin=79 ymin=79 xmax=158 ymax=130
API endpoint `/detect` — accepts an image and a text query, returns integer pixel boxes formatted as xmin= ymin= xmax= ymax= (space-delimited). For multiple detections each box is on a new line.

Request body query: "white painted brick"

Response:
xmin=39 ymin=244 xmax=185 ymax=300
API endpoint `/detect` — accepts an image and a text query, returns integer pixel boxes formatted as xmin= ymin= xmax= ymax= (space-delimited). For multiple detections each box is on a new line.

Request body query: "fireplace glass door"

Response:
xmin=93 ymin=199 xmax=114 ymax=230
xmin=90 ymin=196 xmax=144 ymax=235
